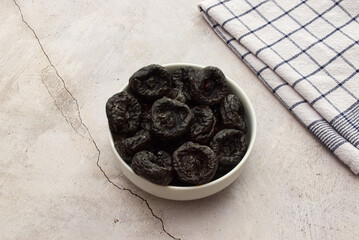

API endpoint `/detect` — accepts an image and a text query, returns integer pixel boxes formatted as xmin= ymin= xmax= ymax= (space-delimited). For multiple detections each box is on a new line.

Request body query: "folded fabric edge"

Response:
xmin=199 ymin=0 xmax=359 ymax=151
xmin=199 ymin=8 xmax=359 ymax=174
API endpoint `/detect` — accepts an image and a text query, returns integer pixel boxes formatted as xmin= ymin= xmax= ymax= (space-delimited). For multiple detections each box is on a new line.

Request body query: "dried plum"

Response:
xmin=210 ymin=129 xmax=247 ymax=168
xmin=106 ymin=92 xmax=141 ymax=134
xmin=220 ymin=94 xmax=247 ymax=133
xmin=151 ymin=97 xmax=193 ymax=139
xmin=129 ymin=64 xmax=171 ymax=100
xmin=170 ymin=67 xmax=196 ymax=102
xmin=172 ymin=67 xmax=194 ymax=86
xmin=107 ymin=64 xmax=250 ymax=186
xmin=115 ymin=129 xmax=151 ymax=163
xmin=131 ymin=150 xmax=173 ymax=185
xmin=188 ymin=106 xmax=216 ymax=144
xmin=140 ymin=104 xmax=152 ymax=131
xmin=167 ymin=88 xmax=186 ymax=103
xmin=189 ymin=66 xmax=229 ymax=105
xmin=172 ymin=142 xmax=218 ymax=185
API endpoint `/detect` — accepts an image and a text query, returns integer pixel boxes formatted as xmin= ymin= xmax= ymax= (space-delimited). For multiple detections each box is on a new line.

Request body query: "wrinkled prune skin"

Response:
xmin=188 ymin=106 xmax=216 ymax=144
xmin=167 ymin=88 xmax=186 ymax=103
xmin=210 ymin=129 xmax=247 ymax=168
xmin=106 ymin=92 xmax=141 ymax=134
xmin=189 ymin=66 xmax=229 ymax=105
xmin=220 ymin=94 xmax=247 ymax=133
xmin=107 ymin=64 xmax=251 ymax=186
xmin=151 ymin=97 xmax=193 ymax=139
xmin=140 ymin=104 xmax=152 ymax=131
xmin=131 ymin=150 xmax=173 ymax=185
xmin=115 ymin=129 xmax=151 ymax=163
xmin=129 ymin=64 xmax=171 ymax=100
xmin=170 ymin=67 xmax=196 ymax=102
xmin=172 ymin=142 xmax=218 ymax=185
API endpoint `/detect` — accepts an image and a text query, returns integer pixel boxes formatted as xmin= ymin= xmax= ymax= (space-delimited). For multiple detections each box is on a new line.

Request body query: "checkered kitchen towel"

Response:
xmin=199 ymin=0 xmax=359 ymax=174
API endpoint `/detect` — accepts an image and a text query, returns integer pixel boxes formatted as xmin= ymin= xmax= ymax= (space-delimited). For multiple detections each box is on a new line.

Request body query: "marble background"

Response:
xmin=1 ymin=0 xmax=358 ymax=239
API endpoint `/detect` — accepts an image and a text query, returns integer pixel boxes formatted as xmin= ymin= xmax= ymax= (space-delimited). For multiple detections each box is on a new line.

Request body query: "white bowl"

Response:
xmin=109 ymin=63 xmax=256 ymax=201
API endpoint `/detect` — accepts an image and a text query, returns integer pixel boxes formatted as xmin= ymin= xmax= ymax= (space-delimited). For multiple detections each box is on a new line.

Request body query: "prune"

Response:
xmin=220 ymin=94 xmax=247 ymax=133
xmin=172 ymin=142 xmax=218 ymax=185
xmin=170 ymin=67 xmax=196 ymax=102
xmin=151 ymin=97 xmax=193 ymax=139
xmin=107 ymin=64 xmax=250 ymax=186
xmin=188 ymin=106 xmax=216 ymax=144
xmin=210 ymin=129 xmax=247 ymax=168
xmin=189 ymin=66 xmax=229 ymax=105
xmin=172 ymin=67 xmax=194 ymax=86
xmin=131 ymin=150 xmax=173 ymax=185
xmin=167 ymin=88 xmax=186 ymax=103
xmin=115 ymin=129 xmax=151 ymax=163
xmin=140 ymin=104 xmax=152 ymax=131
xmin=129 ymin=64 xmax=171 ymax=100
xmin=106 ymin=91 xmax=141 ymax=134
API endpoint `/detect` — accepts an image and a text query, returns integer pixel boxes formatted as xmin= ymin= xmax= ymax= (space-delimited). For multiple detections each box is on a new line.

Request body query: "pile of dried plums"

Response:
xmin=106 ymin=64 xmax=248 ymax=186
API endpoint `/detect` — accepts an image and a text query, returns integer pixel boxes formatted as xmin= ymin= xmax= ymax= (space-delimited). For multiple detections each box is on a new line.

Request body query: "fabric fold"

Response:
xmin=199 ymin=0 xmax=359 ymax=174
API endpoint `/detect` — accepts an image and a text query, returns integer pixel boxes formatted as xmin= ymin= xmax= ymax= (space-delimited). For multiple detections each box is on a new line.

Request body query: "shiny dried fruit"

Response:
xmin=151 ymin=97 xmax=193 ymax=139
xmin=115 ymin=129 xmax=151 ymax=163
xmin=210 ymin=129 xmax=247 ymax=168
xmin=189 ymin=66 xmax=229 ymax=105
xmin=131 ymin=150 xmax=173 ymax=185
xmin=188 ymin=106 xmax=216 ymax=144
xmin=172 ymin=142 xmax=218 ymax=185
xmin=220 ymin=94 xmax=247 ymax=133
xmin=106 ymin=92 xmax=141 ymax=134
xmin=129 ymin=64 xmax=171 ymax=100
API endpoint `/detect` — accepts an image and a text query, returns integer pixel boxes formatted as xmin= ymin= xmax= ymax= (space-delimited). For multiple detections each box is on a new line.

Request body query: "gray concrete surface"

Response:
xmin=1 ymin=0 xmax=358 ymax=239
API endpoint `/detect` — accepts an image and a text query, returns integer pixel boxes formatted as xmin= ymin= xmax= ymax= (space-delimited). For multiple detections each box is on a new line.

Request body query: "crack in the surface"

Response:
xmin=93 ymin=139 xmax=179 ymax=240
xmin=13 ymin=1 xmax=179 ymax=239
xmin=14 ymin=0 xmax=87 ymax=139
xmin=40 ymin=65 xmax=76 ymax=130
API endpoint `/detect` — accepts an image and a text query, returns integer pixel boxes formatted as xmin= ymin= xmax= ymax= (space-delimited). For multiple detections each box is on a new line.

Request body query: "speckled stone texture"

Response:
xmin=0 ymin=0 xmax=358 ymax=239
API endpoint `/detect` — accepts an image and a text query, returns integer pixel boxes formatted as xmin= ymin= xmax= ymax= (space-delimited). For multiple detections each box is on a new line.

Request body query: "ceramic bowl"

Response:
xmin=108 ymin=63 xmax=256 ymax=201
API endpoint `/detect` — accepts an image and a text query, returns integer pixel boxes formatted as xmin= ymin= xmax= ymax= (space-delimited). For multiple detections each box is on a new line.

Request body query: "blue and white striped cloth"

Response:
xmin=199 ymin=0 xmax=359 ymax=174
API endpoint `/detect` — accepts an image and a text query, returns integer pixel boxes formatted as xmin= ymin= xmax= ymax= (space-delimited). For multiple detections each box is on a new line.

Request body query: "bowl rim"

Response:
xmin=109 ymin=62 xmax=257 ymax=191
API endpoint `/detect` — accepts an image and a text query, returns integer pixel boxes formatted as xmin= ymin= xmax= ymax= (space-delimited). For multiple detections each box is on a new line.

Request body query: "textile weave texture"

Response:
xmin=198 ymin=0 xmax=359 ymax=174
